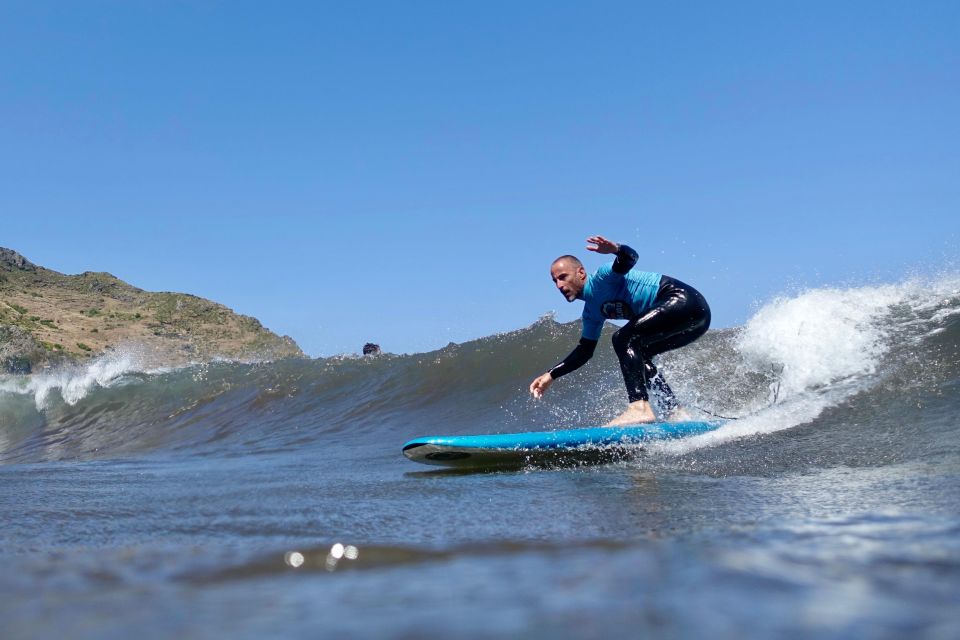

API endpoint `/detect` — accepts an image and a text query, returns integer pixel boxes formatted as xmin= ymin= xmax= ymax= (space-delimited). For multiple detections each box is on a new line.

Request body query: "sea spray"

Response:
xmin=736 ymin=285 xmax=900 ymax=398
xmin=0 ymin=346 xmax=156 ymax=410
xmin=1 ymin=275 xmax=957 ymax=465
xmin=651 ymin=277 xmax=959 ymax=456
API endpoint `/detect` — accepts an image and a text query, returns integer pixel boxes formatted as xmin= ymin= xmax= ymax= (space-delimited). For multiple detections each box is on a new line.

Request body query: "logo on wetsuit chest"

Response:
xmin=601 ymin=300 xmax=634 ymax=320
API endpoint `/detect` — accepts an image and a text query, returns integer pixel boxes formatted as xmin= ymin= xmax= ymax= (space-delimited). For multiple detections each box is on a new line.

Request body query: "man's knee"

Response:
xmin=613 ymin=325 xmax=653 ymax=360
xmin=611 ymin=327 xmax=632 ymax=357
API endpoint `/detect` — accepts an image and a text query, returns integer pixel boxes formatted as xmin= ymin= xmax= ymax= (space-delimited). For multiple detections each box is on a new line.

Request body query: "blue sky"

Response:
xmin=2 ymin=1 xmax=957 ymax=356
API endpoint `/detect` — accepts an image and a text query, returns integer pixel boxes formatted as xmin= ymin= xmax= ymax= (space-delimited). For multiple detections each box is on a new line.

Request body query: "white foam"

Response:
xmin=0 ymin=347 xmax=158 ymax=411
xmin=739 ymin=285 xmax=905 ymax=399
xmin=651 ymin=276 xmax=959 ymax=456
xmin=652 ymin=384 xmax=854 ymax=457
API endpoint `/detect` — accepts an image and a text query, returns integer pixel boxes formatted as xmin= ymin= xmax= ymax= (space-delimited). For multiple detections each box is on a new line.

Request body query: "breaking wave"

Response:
xmin=1 ymin=276 xmax=958 ymax=469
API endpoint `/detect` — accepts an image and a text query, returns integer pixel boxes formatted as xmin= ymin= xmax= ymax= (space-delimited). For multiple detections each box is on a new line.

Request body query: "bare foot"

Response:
xmin=666 ymin=407 xmax=692 ymax=423
xmin=605 ymin=400 xmax=657 ymax=426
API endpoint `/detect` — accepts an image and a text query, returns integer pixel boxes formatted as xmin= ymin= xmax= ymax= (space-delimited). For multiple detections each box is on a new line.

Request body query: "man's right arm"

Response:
xmin=548 ymin=337 xmax=599 ymax=379
xmin=529 ymin=337 xmax=599 ymax=398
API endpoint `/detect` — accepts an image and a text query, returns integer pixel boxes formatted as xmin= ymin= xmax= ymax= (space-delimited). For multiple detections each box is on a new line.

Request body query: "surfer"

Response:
xmin=529 ymin=236 xmax=710 ymax=425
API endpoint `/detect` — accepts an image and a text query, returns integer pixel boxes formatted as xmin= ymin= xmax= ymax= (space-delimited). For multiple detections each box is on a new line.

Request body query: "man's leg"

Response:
xmin=607 ymin=279 xmax=710 ymax=425
xmin=647 ymin=367 xmax=681 ymax=414
xmin=607 ymin=327 xmax=657 ymax=425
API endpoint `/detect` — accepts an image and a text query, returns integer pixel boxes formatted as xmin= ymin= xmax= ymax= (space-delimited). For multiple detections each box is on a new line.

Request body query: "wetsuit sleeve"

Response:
xmin=548 ymin=337 xmax=598 ymax=379
xmin=612 ymin=244 xmax=638 ymax=274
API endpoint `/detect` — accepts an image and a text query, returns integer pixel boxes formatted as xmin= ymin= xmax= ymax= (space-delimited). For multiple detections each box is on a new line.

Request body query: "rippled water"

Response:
xmin=2 ymin=277 xmax=959 ymax=638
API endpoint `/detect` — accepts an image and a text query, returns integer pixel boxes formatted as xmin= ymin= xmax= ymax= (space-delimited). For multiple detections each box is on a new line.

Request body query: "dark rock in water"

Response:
xmin=0 ymin=326 xmax=39 ymax=374
xmin=3 ymin=356 xmax=31 ymax=374
xmin=1 ymin=325 xmax=38 ymax=355
xmin=362 ymin=342 xmax=381 ymax=356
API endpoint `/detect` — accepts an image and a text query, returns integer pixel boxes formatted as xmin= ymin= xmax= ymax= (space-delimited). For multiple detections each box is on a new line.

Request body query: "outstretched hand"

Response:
xmin=586 ymin=235 xmax=619 ymax=255
xmin=529 ymin=372 xmax=553 ymax=399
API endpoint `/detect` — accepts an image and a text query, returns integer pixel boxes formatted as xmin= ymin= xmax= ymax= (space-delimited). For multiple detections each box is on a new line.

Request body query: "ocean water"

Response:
xmin=1 ymin=277 xmax=959 ymax=639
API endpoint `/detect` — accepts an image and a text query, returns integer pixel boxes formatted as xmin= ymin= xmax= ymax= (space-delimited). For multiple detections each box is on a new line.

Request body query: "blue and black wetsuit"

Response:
xmin=548 ymin=245 xmax=711 ymax=410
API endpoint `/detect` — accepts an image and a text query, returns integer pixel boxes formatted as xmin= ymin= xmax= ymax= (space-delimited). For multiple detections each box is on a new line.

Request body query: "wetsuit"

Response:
xmin=548 ymin=244 xmax=711 ymax=410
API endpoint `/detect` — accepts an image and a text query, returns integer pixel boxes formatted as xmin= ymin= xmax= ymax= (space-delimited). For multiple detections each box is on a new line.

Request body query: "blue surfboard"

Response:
xmin=402 ymin=421 xmax=721 ymax=468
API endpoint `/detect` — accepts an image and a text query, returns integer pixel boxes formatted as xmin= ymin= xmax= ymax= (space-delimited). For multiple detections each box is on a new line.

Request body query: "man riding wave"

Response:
xmin=529 ymin=235 xmax=711 ymax=425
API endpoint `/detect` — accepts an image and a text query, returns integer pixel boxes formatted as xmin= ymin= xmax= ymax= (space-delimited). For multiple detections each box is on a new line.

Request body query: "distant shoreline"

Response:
xmin=0 ymin=247 xmax=304 ymax=374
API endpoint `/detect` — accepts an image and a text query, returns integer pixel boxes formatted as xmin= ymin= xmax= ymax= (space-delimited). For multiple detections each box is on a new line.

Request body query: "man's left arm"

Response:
xmin=612 ymin=244 xmax=638 ymax=274
xmin=587 ymin=235 xmax=638 ymax=275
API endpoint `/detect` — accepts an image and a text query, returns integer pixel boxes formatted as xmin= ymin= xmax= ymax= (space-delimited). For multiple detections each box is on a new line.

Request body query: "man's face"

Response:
xmin=551 ymin=260 xmax=586 ymax=302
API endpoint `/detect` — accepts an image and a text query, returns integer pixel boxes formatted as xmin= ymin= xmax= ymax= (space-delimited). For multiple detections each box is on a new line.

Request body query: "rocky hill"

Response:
xmin=0 ymin=248 xmax=304 ymax=373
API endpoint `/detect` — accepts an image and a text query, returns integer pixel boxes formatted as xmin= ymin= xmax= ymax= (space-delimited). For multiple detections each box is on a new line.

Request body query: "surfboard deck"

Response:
xmin=402 ymin=421 xmax=720 ymax=469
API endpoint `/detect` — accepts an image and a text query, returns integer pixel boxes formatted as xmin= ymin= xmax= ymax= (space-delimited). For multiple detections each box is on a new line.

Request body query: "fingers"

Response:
xmin=529 ymin=376 xmax=545 ymax=399
xmin=586 ymin=235 xmax=615 ymax=253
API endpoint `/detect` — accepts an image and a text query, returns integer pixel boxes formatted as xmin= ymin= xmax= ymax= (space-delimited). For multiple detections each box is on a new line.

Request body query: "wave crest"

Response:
xmin=1 ymin=275 xmax=957 ymax=465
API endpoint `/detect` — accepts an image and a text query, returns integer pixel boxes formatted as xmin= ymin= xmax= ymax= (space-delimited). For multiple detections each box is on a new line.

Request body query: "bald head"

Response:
xmin=550 ymin=255 xmax=587 ymax=302
xmin=551 ymin=255 xmax=583 ymax=271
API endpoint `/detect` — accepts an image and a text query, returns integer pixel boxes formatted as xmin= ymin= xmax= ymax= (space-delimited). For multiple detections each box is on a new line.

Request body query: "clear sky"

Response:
xmin=2 ymin=1 xmax=957 ymax=356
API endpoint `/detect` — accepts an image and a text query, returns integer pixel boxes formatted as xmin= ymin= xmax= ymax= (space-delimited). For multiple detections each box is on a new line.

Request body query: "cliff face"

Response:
xmin=0 ymin=248 xmax=304 ymax=373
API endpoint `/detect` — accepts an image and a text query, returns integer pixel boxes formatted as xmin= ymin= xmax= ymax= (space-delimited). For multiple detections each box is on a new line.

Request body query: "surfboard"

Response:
xmin=402 ymin=421 xmax=721 ymax=469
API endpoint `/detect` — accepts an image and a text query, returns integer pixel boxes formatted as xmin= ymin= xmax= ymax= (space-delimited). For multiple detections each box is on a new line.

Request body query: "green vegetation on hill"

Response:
xmin=0 ymin=247 xmax=304 ymax=373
